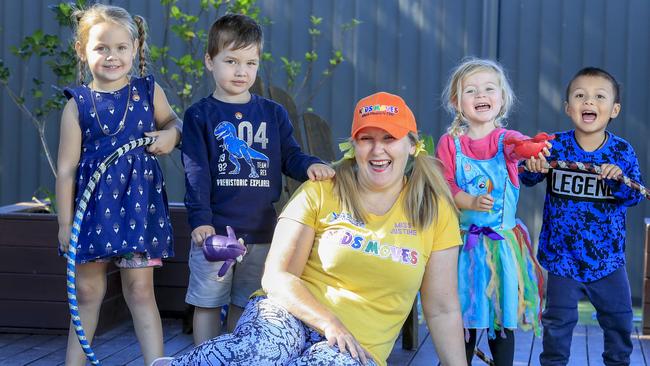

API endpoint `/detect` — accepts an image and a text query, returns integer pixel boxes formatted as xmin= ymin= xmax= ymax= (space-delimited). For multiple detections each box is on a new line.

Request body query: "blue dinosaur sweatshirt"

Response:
xmin=181 ymin=94 xmax=322 ymax=243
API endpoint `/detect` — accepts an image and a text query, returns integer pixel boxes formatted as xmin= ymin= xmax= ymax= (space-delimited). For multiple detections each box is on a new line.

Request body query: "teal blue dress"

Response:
xmin=454 ymin=133 xmax=542 ymax=338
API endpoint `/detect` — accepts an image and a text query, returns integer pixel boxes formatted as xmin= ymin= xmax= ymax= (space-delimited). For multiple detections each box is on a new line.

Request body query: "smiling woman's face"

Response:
xmin=353 ymin=127 xmax=414 ymax=193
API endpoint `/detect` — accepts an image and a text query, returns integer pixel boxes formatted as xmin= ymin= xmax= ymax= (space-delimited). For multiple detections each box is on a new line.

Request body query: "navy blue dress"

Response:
xmin=64 ymin=75 xmax=174 ymax=263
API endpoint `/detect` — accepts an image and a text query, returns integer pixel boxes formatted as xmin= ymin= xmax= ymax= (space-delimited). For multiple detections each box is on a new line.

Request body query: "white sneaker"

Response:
xmin=150 ymin=357 xmax=174 ymax=366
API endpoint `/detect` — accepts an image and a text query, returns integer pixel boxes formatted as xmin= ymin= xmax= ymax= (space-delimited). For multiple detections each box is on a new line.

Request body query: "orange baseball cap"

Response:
xmin=351 ymin=92 xmax=417 ymax=139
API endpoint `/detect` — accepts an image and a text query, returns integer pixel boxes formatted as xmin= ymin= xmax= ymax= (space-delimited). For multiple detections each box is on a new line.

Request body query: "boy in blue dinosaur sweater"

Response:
xmin=181 ymin=14 xmax=334 ymax=345
xmin=521 ymin=67 xmax=644 ymax=366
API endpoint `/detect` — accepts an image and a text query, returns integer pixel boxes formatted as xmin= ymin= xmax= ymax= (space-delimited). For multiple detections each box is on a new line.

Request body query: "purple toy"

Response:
xmin=202 ymin=226 xmax=247 ymax=277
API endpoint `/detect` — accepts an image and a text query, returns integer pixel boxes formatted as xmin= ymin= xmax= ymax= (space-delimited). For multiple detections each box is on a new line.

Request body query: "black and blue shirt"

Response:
xmin=520 ymin=130 xmax=644 ymax=282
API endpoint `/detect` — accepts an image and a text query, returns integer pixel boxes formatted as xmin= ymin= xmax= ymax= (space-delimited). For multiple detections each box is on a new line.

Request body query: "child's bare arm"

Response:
xmin=453 ymin=191 xmax=494 ymax=212
xmin=146 ymin=82 xmax=182 ymax=155
xmin=56 ymin=99 xmax=82 ymax=252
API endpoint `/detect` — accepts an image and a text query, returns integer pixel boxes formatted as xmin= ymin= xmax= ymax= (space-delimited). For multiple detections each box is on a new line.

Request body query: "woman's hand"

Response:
xmin=145 ymin=129 xmax=179 ymax=155
xmin=323 ymin=319 xmax=373 ymax=365
xmin=191 ymin=225 xmax=216 ymax=247
xmin=472 ymin=194 xmax=494 ymax=211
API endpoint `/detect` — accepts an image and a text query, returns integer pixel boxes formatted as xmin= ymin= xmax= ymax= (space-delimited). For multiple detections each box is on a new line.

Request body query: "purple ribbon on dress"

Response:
xmin=464 ymin=224 xmax=504 ymax=251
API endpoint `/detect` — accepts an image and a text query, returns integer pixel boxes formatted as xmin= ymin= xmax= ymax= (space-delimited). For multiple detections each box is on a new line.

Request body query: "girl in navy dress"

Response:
xmin=55 ymin=4 xmax=182 ymax=365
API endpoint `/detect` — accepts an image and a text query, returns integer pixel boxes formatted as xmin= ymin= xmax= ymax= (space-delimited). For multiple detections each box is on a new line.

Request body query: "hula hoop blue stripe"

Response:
xmin=66 ymin=137 xmax=155 ymax=365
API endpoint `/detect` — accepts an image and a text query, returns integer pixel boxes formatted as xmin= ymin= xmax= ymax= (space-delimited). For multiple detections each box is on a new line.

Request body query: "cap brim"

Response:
xmin=352 ymin=122 xmax=411 ymax=139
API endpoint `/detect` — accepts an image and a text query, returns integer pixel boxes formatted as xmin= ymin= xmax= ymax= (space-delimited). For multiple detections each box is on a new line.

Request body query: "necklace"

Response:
xmin=576 ymin=132 xmax=607 ymax=152
xmin=89 ymin=81 xmax=131 ymax=136
xmin=595 ymin=133 xmax=608 ymax=150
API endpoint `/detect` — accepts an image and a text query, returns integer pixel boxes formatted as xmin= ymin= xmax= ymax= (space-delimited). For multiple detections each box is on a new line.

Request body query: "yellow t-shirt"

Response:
xmin=279 ymin=180 xmax=461 ymax=365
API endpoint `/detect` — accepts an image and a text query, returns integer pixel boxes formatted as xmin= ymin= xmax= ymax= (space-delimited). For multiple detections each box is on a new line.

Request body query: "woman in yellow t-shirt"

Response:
xmin=154 ymin=92 xmax=466 ymax=366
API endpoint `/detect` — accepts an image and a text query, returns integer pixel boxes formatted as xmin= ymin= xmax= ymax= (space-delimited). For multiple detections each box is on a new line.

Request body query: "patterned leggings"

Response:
xmin=170 ymin=296 xmax=378 ymax=366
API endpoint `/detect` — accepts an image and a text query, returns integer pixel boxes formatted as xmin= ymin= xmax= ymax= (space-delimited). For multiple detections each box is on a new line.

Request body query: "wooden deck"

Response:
xmin=1 ymin=317 xmax=649 ymax=366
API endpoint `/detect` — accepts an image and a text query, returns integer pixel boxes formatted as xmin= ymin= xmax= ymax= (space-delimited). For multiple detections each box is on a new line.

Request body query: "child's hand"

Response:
xmin=58 ymin=224 xmax=72 ymax=253
xmin=307 ymin=163 xmax=335 ymax=181
xmin=145 ymin=129 xmax=179 ymax=155
xmin=599 ymin=163 xmax=623 ymax=180
xmin=191 ymin=225 xmax=216 ymax=247
xmin=524 ymin=143 xmax=551 ymax=173
xmin=472 ymin=194 xmax=494 ymax=212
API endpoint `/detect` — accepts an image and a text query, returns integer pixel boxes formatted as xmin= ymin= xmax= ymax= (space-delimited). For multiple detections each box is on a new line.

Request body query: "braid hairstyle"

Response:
xmin=73 ymin=12 xmax=86 ymax=84
xmin=71 ymin=4 xmax=145 ymax=84
xmin=133 ymin=15 xmax=149 ymax=77
xmin=441 ymin=57 xmax=516 ymax=137
xmin=333 ymin=132 xmax=457 ymax=230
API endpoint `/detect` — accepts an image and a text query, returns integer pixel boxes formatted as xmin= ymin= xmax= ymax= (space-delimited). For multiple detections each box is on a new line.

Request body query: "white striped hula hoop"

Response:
xmin=66 ymin=136 xmax=156 ymax=365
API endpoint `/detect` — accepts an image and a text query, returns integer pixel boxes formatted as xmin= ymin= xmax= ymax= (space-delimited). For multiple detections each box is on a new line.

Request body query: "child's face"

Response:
xmin=565 ymin=75 xmax=621 ymax=135
xmin=205 ymin=43 xmax=260 ymax=103
xmin=457 ymin=70 xmax=504 ymax=128
xmin=79 ymin=22 xmax=137 ymax=90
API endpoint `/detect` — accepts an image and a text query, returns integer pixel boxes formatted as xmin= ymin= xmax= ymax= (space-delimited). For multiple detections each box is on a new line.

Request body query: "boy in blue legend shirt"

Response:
xmin=521 ymin=67 xmax=645 ymax=366
xmin=181 ymin=14 xmax=334 ymax=345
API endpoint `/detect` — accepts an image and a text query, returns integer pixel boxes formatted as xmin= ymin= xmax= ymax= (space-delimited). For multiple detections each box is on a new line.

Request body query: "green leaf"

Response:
xmin=342 ymin=18 xmax=362 ymax=32
xmin=419 ymin=134 xmax=436 ymax=155
xmin=304 ymin=51 xmax=318 ymax=62
xmin=170 ymin=5 xmax=182 ymax=19
xmin=0 ymin=60 xmax=9 ymax=84
xmin=310 ymin=15 xmax=322 ymax=25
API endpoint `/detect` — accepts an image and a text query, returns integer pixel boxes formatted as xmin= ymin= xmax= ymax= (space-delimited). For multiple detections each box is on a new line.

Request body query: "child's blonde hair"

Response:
xmin=442 ymin=57 xmax=515 ymax=137
xmin=332 ymin=132 xmax=457 ymax=230
xmin=72 ymin=4 xmax=148 ymax=84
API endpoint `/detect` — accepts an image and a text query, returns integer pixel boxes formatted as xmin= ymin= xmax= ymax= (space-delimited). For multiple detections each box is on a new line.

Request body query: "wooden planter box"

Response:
xmin=0 ymin=202 xmax=129 ymax=335
xmin=155 ymin=203 xmax=191 ymax=318
xmin=0 ymin=202 xmax=193 ymax=335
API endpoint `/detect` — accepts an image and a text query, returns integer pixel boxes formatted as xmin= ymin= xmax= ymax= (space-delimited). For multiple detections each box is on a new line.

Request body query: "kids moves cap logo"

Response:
xmin=358 ymin=104 xmax=399 ymax=117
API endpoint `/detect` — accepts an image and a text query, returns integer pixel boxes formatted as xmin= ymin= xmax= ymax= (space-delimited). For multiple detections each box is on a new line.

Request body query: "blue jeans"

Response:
xmin=539 ymin=267 xmax=633 ymax=366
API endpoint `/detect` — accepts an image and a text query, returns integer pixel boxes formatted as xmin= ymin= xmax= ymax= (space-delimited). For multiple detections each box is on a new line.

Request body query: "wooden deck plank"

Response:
xmin=24 ymin=322 xmax=134 ymax=366
xmin=407 ymin=331 xmax=440 ymax=365
xmin=0 ymin=335 xmax=56 ymax=362
xmin=511 ymin=329 xmax=538 ymax=365
xmin=94 ymin=331 xmax=140 ymax=365
xmin=124 ymin=319 xmax=192 ymax=365
xmin=0 ymin=333 xmax=30 ymax=349
xmin=387 ymin=322 xmax=429 ymax=365
xmin=0 ymin=336 xmax=67 ymax=365
xmin=632 ymin=326 xmax=650 ymax=366
xmin=586 ymin=324 xmax=604 ymax=364
xmin=0 ymin=318 xmax=646 ymax=365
